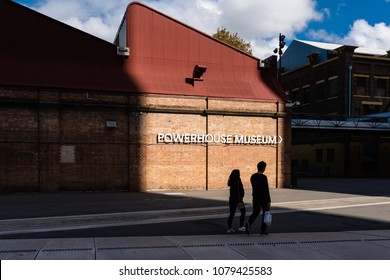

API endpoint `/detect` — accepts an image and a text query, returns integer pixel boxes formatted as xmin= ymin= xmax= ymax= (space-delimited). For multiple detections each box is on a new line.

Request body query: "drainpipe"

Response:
xmin=275 ymin=101 xmax=279 ymax=189
xmin=348 ymin=65 xmax=353 ymax=117
xmin=205 ymin=97 xmax=209 ymax=191
xmin=37 ymin=89 xmax=41 ymax=190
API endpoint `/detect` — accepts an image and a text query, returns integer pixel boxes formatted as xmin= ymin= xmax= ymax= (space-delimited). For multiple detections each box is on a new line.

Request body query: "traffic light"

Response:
xmin=279 ymin=33 xmax=286 ymax=55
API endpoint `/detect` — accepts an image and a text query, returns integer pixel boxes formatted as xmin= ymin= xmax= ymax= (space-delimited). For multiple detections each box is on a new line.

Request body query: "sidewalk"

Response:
xmin=1 ymin=230 xmax=390 ymax=259
xmin=1 ymin=178 xmax=389 ymax=260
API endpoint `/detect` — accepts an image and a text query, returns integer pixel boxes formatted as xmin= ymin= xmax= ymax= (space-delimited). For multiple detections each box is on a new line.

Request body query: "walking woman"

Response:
xmin=227 ymin=169 xmax=246 ymax=233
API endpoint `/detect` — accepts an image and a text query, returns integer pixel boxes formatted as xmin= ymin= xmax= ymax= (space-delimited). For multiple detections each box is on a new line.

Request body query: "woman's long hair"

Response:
xmin=228 ymin=169 xmax=240 ymax=186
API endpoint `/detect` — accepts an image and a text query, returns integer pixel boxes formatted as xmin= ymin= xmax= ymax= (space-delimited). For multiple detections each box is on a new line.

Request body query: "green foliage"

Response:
xmin=212 ymin=26 xmax=253 ymax=55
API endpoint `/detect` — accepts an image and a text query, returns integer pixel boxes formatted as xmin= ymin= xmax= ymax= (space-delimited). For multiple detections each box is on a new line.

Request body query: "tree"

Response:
xmin=212 ymin=26 xmax=253 ymax=55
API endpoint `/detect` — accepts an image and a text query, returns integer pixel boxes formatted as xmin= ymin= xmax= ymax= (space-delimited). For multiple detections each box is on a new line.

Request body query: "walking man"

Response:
xmin=245 ymin=161 xmax=271 ymax=235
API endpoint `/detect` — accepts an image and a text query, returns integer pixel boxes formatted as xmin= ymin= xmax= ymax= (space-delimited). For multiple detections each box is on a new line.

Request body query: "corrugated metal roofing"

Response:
xmin=123 ymin=2 xmax=285 ymax=101
xmin=0 ymin=1 xmax=286 ymax=102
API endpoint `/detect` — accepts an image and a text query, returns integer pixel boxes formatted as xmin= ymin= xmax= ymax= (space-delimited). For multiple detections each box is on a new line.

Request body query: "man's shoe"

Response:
xmin=238 ymin=226 xmax=246 ymax=232
xmin=227 ymin=228 xmax=235 ymax=234
xmin=245 ymin=222 xmax=251 ymax=235
xmin=261 ymin=231 xmax=268 ymax=235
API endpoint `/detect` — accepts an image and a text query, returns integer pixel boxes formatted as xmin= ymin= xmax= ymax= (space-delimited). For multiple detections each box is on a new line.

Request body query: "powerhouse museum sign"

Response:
xmin=157 ymin=133 xmax=283 ymax=145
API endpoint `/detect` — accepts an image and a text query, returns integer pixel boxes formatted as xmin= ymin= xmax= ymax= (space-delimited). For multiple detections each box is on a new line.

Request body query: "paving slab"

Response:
xmin=303 ymin=240 xmax=390 ymax=260
xmin=95 ymin=236 xmax=191 ymax=260
xmin=35 ymin=238 xmax=95 ymax=260
xmin=96 ymin=246 xmax=191 ymax=260
xmin=0 ymin=239 xmax=47 ymax=260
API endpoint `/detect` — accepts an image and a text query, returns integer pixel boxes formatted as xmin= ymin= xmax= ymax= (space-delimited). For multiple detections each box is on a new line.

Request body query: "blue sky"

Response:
xmin=307 ymin=1 xmax=390 ymax=45
xmin=13 ymin=0 xmax=390 ymax=58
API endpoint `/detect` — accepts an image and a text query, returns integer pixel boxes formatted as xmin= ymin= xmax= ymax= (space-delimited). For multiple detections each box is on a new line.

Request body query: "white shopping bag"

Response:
xmin=264 ymin=211 xmax=272 ymax=226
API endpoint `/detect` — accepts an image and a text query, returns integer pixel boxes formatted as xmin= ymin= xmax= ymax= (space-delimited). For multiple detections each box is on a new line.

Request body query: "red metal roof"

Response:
xmin=0 ymin=1 xmax=286 ymax=102
xmin=124 ymin=2 xmax=285 ymax=101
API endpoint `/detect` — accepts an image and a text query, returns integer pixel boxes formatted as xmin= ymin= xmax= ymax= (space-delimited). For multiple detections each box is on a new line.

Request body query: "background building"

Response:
xmin=0 ymin=1 xmax=291 ymax=192
xmin=280 ymin=40 xmax=390 ymax=178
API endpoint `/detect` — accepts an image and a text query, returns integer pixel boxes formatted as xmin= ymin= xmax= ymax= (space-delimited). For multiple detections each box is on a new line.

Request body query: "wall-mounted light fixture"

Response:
xmin=186 ymin=65 xmax=207 ymax=86
xmin=193 ymin=65 xmax=207 ymax=80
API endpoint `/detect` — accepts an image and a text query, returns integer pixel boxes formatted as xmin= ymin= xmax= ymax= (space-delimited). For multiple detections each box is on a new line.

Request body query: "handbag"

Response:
xmin=264 ymin=211 xmax=272 ymax=225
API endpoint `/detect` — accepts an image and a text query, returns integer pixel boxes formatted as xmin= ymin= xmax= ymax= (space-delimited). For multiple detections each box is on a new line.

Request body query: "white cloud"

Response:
xmin=306 ymin=29 xmax=343 ymax=43
xmin=217 ymin=0 xmax=322 ymax=38
xmin=308 ymin=20 xmax=390 ymax=50
xmin=64 ymin=17 xmax=118 ymax=41
xmin=141 ymin=0 xmax=222 ymax=35
xmin=343 ymin=20 xmax=390 ymax=49
xmin=32 ymin=0 xmax=128 ymax=42
xmin=24 ymin=0 xmax=324 ymax=57
xmin=141 ymin=0 xmax=324 ymax=57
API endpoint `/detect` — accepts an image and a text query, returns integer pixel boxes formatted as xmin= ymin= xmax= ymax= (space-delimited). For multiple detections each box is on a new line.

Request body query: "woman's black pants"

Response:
xmin=228 ymin=199 xmax=246 ymax=228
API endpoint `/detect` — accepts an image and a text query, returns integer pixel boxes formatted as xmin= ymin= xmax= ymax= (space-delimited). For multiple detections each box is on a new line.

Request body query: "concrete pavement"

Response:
xmin=0 ymin=178 xmax=389 ymax=260
xmin=1 ymin=230 xmax=390 ymax=259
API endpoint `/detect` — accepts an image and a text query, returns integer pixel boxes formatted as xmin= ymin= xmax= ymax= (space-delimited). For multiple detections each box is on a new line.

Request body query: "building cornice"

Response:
xmin=353 ymin=54 xmax=390 ymax=61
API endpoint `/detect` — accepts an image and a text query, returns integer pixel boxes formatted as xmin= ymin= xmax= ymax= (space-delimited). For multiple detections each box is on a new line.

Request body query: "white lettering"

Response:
xmin=205 ymin=134 xmax=213 ymax=143
xmin=234 ymin=135 xmax=244 ymax=144
xmin=250 ymin=135 xmax=257 ymax=144
xmin=191 ymin=134 xmax=197 ymax=143
xmin=157 ymin=133 xmax=283 ymax=145
xmin=269 ymin=136 xmax=277 ymax=144
xmin=157 ymin=133 xmax=164 ymax=143
xmin=220 ymin=134 xmax=226 ymax=144
xmin=172 ymin=134 xmax=183 ymax=143
xmin=165 ymin=133 xmax=173 ymax=143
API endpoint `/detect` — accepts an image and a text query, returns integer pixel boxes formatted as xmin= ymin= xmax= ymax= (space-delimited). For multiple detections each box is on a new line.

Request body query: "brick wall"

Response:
xmin=0 ymin=86 xmax=291 ymax=192
xmin=137 ymin=95 xmax=291 ymax=191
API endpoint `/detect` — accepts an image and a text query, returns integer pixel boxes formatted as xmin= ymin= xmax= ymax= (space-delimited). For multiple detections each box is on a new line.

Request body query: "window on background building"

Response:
xmin=387 ymin=80 xmax=390 ymax=98
xmin=301 ymin=159 xmax=309 ymax=173
xmin=303 ymin=85 xmax=310 ymax=104
xmin=291 ymin=88 xmax=301 ymax=104
xmin=375 ymin=78 xmax=388 ymax=97
xmin=315 ymin=149 xmax=323 ymax=163
xmin=363 ymin=104 xmax=381 ymax=115
xmin=327 ymin=148 xmax=335 ymax=163
xmin=328 ymin=76 xmax=338 ymax=97
xmin=354 ymin=107 xmax=361 ymax=116
xmin=292 ymin=78 xmax=300 ymax=89
xmin=316 ymin=80 xmax=325 ymax=100
xmin=355 ymin=76 xmax=369 ymax=96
